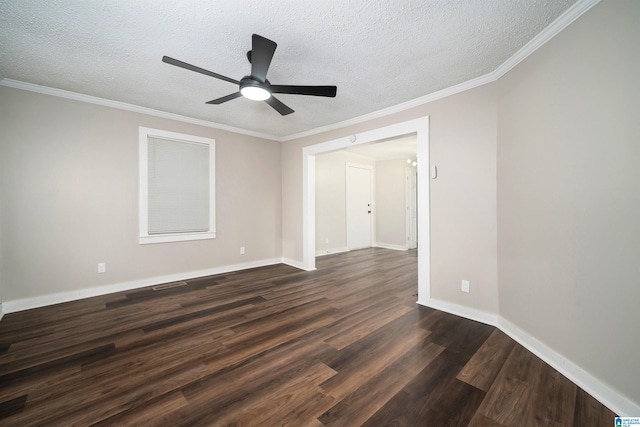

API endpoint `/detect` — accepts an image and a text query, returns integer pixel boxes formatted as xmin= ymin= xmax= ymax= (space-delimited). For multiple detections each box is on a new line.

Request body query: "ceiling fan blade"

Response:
xmin=270 ymin=85 xmax=337 ymax=97
xmin=265 ymin=96 xmax=294 ymax=116
xmin=250 ymin=34 xmax=277 ymax=83
xmin=206 ymin=92 xmax=242 ymax=104
xmin=162 ymin=56 xmax=240 ymax=85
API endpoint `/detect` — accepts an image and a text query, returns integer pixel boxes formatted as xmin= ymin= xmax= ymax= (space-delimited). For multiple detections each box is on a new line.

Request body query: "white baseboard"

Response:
xmin=498 ymin=317 xmax=640 ymax=417
xmin=418 ymin=297 xmax=499 ymax=326
xmin=373 ymin=243 xmax=408 ymax=251
xmin=281 ymin=257 xmax=314 ymax=271
xmin=417 ymin=298 xmax=639 ymax=417
xmin=2 ymin=258 xmax=284 ymax=314
xmin=315 ymin=247 xmax=349 ymax=257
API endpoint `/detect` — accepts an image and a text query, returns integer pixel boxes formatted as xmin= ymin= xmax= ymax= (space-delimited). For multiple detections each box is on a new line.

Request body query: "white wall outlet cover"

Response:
xmin=98 ymin=262 xmax=106 ymax=273
xmin=461 ymin=280 xmax=470 ymax=293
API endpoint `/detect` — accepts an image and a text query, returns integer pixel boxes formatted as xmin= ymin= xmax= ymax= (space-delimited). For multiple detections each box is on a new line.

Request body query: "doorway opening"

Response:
xmin=302 ymin=117 xmax=431 ymax=302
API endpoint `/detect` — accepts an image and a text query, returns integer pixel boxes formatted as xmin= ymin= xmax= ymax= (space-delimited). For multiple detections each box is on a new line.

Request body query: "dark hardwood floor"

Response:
xmin=0 ymin=248 xmax=615 ymax=426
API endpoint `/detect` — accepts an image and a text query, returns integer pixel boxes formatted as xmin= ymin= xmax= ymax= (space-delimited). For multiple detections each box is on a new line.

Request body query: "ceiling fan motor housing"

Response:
xmin=239 ymin=76 xmax=271 ymax=100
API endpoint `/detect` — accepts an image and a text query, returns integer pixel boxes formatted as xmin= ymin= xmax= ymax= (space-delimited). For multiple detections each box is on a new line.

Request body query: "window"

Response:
xmin=139 ymin=127 xmax=215 ymax=244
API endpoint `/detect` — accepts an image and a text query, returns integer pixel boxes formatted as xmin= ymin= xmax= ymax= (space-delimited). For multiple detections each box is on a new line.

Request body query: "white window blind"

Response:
xmin=147 ymin=137 xmax=209 ymax=234
xmin=139 ymin=127 xmax=215 ymax=244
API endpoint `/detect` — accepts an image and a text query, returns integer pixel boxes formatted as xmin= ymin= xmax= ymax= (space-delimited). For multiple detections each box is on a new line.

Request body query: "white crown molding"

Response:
xmin=1 ymin=257 xmax=285 ymax=314
xmin=281 ymin=72 xmax=496 ymax=142
xmin=493 ymin=0 xmax=600 ymax=79
xmin=0 ymin=0 xmax=600 ymax=143
xmin=0 ymin=79 xmax=280 ymax=142
xmin=282 ymin=0 xmax=600 ymax=142
xmin=418 ymin=297 xmax=638 ymax=417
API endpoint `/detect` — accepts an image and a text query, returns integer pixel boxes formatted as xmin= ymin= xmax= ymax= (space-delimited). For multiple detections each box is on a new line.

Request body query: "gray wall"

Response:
xmin=375 ymin=158 xmax=410 ymax=249
xmin=497 ymin=0 xmax=640 ymax=405
xmin=314 ymin=153 xmax=412 ymax=255
xmin=282 ymin=83 xmax=499 ymax=315
xmin=0 ymin=86 xmax=282 ymax=303
xmin=315 ymin=151 xmax=374 ymax=255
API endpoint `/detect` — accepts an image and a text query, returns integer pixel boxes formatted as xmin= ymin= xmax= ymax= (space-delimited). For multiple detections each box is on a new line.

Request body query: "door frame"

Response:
xmin=345 ymin=162 xmax=374 ymax=250
xmin=405 ymin=166 xmax=418 ymax=250
xmin=302 ymin=117 xmax=431 ymax=302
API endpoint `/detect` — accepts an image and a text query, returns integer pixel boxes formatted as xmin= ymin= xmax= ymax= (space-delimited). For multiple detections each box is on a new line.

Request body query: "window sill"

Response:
xmin=139 ymin=231 xmax=216 ymax=245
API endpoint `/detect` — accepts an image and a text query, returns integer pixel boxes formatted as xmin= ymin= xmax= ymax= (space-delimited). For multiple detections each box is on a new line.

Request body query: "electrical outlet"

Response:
xmin=240 ymin=246 xmax=245 ymax=255
xmin=98 ymin=262 xmax=106 ymax=273
xmin=461 ymin=280 xmax=470 ymax=293
xmin=325 ymin=237 xmax=329 ymax=244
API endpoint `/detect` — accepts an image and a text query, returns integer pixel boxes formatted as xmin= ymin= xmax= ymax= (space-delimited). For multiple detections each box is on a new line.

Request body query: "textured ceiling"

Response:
xmin=0 ymin=0 xmax=578 ymax=138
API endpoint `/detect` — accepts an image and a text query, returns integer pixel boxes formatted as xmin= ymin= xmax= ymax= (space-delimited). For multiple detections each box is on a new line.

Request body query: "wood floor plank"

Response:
xmin=0 ymin=395 xmax=27 ymax=421
xmin=474 ymin=343 xmax=547 ymax=426
xmin=573 ymin=387 xmax=617 ymax=426
xmin=421 ymin=379 xmax=487 ymax=425
xmin=318 ymin=341 xmax=444 ymax=426
xmin=204 ymin=362 xmax=337 ymax=427
xmin=457 ymin=328 xmax=516 ymax=391
xmin=46 ymin=363 xmax=211 ymax=427
xmin=320 ymin=310 xmax=430 ymax=400
xmin=0 ymin=248 xmax=617 ymax=425
xmin=92 ymin=390 xmax=189 ymax=427
xmin=323 ymin=299 xmax=413 ymax=350
xmin=360 ymin=352 xmax=464 ymax=426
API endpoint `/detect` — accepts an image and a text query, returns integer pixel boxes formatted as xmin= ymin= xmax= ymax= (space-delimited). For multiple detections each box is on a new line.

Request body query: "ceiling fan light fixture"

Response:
xmin=240 ymin=85 xmax=271 ymax=101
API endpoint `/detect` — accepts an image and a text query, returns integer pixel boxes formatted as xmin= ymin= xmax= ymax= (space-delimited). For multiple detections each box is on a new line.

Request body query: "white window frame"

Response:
xmin=139 ymin=127 xmax=216 ymax=244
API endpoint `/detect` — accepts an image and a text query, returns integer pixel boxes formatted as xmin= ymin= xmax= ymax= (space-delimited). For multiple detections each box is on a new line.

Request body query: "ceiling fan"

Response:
xmin=162 ymin=34 xmax=337 ymax=116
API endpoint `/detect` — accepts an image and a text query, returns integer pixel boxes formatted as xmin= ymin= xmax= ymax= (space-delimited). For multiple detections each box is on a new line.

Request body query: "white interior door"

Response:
xmin=346 ymin=164 xmax=372 ymax=250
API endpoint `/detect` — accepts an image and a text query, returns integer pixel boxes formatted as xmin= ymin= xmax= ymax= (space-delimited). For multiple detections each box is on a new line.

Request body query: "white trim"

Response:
xmin=405 ymin=166 xmax=418 ymax=250
xmin=0 ymin=0 xmax=599 ymax=143
xmin=0 ymin=303 xmax=4 ymax=321
xmin=416 ymin=297 xmax=639 ymax=417
xmin=281 ymin=257 xmax=314 ymax=271
xmin=498 ymin=317 xmax=640 ymax=417
xmin=1 ymin=258 xmax=286 ymax=314
xmin=492 ymin=0 xmax=601 ymax=79
xmin=283 ymin=73 xmax=495 ymax=142
xmin=138 ymin=127 xmax=216 ymax=244
xmin=373 ymin=243 xmax=407 ymax=251
xmin=418 ymin=297 xmax=499 ymax=327
xmin=0 ymin=79 xmax=279 ymax=141
xmin=282 ymin=0 xmax=600 ymax=141
xmin=303 ymin=117 xmax=430 ymax=301
xmin=316 ymin=247 xmax=350 ymax=257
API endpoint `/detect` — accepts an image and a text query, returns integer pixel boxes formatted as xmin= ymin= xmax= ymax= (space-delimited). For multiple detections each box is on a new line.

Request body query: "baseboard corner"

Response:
xmin=418 ymin=297 xmax=499 ymax=326
xmin=373 ymin=243 xmax=409 ymax=251
xmin=281 ymin=257 xmax=314 ymax=271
